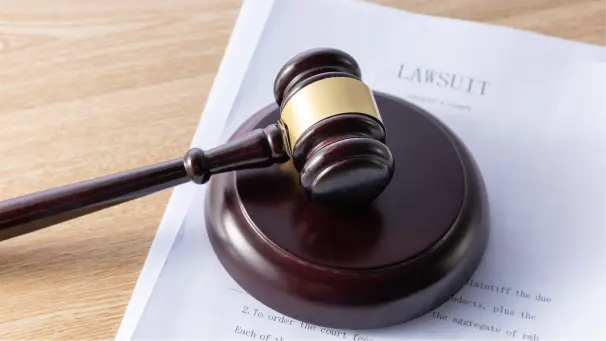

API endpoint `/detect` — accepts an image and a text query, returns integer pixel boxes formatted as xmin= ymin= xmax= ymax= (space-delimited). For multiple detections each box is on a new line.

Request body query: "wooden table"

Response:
xmin=0 ymin=0 xmax=603 ymax=339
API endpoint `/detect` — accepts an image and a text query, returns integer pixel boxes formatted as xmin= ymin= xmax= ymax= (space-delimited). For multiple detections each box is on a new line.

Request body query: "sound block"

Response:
xmin=205 ymin=92 xmax=489 ymax=329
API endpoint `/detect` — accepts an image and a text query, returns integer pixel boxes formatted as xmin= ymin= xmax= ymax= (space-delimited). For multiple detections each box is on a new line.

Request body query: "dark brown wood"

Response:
xmin=294 ymin=113 xmax=393 ymax=207
xmin=274 ymin=48 xmax=395 ymax=207
xmin=273 ymin=48 xmax=362 ymax=106
xmin=0 ymin=124 xmax=288 ymax=242
xmin=205 ymin=92 xmax=490 ymax=329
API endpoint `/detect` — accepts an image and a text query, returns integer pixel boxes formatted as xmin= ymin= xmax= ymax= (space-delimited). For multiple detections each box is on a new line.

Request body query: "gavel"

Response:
xmin=1 ymin=47 xmax=489 ymax=330
xmin=0 ymin=48 xmax=395 ymax=242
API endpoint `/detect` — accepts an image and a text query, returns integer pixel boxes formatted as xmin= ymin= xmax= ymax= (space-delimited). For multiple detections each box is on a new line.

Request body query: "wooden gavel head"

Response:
xmin=272 ymin=48 xmax=394 ymax=206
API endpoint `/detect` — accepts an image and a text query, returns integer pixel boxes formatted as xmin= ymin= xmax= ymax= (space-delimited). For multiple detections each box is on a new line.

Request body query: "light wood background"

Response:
xmin=0 ymin=0 xmax=603 ymax=339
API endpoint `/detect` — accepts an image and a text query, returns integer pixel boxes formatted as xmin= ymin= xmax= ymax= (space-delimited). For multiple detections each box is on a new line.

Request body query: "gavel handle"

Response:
xmin=0 ymin=124 xmax=288 ymax=242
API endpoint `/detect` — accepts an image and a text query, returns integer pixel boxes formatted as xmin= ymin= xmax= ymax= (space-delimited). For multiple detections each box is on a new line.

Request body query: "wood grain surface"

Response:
xmin=0 ymin=0 xmax=603 ymax=339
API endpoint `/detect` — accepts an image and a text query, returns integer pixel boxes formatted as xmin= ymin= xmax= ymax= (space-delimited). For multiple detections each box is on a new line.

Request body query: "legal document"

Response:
xmin=117 ymin=0 xmax=606 ymax=340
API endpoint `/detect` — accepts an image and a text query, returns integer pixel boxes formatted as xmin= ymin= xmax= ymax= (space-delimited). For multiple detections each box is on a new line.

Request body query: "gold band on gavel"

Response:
xmin=279 ymin=76 xmax=382 ymax=153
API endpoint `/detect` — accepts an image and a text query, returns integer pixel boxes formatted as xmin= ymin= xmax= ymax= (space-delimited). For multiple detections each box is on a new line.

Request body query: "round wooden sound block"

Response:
xmin=205 ymin=92 xmax=489 ymax=329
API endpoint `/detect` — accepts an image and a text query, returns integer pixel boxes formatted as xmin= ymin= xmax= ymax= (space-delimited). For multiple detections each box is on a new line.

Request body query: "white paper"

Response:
xmin=124 ymin=0 xmax=606 ymax=339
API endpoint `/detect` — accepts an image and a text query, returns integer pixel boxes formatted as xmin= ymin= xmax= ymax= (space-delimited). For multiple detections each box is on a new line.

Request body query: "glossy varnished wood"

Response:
xmin=0 ymin=1 xmax=602 ymax=339
xmin=274 ymin=48 xmax=395 ymax=207
xmin=294 ymin=113 xmax=394 ymax=207
xmin=273 ymin=48 xmax=362 ymax=106
xmin=0 ymin=158 xmax=187 ymax=241
xmin=205 ymin=92 xmax=490 ymax=329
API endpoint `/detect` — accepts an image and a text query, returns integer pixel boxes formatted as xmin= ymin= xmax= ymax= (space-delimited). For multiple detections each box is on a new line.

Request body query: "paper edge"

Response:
xmin=115 ymin=1 xmax=276 ymax=339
